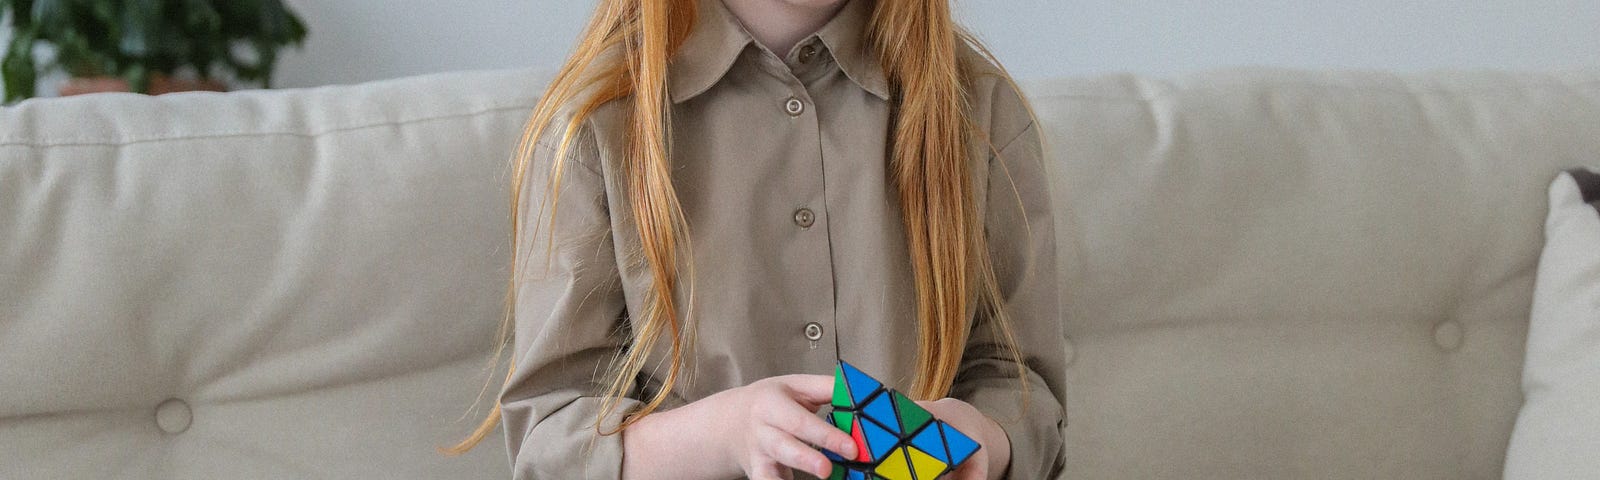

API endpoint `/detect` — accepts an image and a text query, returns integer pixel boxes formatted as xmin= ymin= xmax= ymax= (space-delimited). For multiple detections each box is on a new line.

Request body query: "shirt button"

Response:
xmin=798 ymin=44 xmax=818 ymax=64
xmin=793 ymin=208 xmax=815 ymax=228
xmin=785 ymin=97 xmax=805 ymax=116
xmin=803 ymin=322 xmax=824 ymax=341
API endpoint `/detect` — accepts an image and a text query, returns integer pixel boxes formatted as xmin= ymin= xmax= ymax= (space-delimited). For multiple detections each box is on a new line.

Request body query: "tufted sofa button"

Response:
xmin=1433 ymin=321 xmax=1464 ymax=351
xmin=155 ymin=398 xmax=192 ymax=434
xmin=1063 ymin=335 xmax=1077 ymax=367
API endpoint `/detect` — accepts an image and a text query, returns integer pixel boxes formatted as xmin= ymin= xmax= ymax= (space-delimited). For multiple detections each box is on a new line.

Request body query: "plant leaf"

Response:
xmin=118 ymin=0 xmax=159 ymax=57
xmin=4 ymin=0 xmax=38 ymax=29
xmin=11 ymin=0 xmax=308 ymax=91
xmin=27 ymin=0 xmax=67 ymax=32
xmin=123 ymin=62 xmax=148 ymax=93
xmin=181 ymin=0 xmax=221 ymax=74
xmin=2 ymin=25 xmax=38 ymax=102
xmin=182 ymin=0 xmax=218 ymax=32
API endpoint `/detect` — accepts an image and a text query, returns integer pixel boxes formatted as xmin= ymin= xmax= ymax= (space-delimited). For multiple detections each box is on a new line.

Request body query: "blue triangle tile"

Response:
xmin=908 ymin=424 xmax=950 ymax=464
xmin=860 ymin=392 xmax=901 ymax=434
xmin=940 ymin=421 xmax=980 ymax=466
xmin=823 ymin=448 xmax=848 ymax=463
xmin=859 ymin=414 xmax=900 ymax=462
xmin=839 ymin=361 xmax=882 ymax=406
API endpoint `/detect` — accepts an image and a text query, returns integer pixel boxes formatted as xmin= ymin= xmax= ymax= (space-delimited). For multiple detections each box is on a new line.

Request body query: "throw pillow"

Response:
xmin=1504 ymin=167 xmax=1600 ymax=479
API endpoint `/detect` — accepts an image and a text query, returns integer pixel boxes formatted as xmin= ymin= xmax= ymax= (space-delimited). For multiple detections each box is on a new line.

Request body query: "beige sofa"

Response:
xmin=2 ymin=67 xmax=1596 ymax=479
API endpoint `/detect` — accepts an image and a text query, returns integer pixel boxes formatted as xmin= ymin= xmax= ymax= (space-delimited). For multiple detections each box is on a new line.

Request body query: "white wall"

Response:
xmin=956 ymin=0 xmax=1600 ymax=77
xmin=269 ymin=0 xmax=1600 ymax=88
xmin=5 ymin=1 xmax=1600 ymax=93
xmin=267 ymin=0 xmax=594 ymax=88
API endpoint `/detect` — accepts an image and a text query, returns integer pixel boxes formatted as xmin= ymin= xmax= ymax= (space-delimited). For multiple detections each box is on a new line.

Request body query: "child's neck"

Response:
xmin=719 ymin=0 xmax=850 ymax=58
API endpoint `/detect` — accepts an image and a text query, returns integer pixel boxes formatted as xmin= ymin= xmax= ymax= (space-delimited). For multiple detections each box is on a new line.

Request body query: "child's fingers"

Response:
xmin=757 ymin=424 xmax=832 ymax=479
xmin=746 ymin=459 xmax=789 ymax=480
xmin=773 ymin=374 xmax=835 ymax=406
xmin=768 ymin=401 xmax=856 ymax=458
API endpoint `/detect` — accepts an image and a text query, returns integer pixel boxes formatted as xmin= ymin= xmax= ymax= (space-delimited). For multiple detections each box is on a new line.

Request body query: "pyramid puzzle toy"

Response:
xmin=821 ymin=361 xmax=980 ymax=480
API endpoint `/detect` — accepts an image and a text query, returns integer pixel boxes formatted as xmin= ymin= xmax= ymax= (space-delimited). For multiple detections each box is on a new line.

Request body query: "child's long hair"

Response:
xmin=442 ymin=0 xmax=1030 ymax=455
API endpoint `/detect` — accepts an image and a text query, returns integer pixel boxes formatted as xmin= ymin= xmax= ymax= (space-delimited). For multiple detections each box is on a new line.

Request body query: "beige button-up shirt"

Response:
xmin=498 ymin=0 xmax=1065 ymax=478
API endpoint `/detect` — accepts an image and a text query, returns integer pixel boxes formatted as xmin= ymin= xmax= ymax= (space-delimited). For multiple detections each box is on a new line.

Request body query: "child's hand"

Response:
xmin=621 ymin=374 xmax=855 ymax=480
xmin=917 ymin=398 xmax=1011 ymax=480
xmin=681 ymin=374 xmax=859 ymax=480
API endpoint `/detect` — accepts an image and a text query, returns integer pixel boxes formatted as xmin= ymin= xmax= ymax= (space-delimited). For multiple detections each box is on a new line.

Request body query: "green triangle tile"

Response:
xmin=891 ymin=391 xmax=933 ymax=433
xmin=830 ymin=410 xmax=854 ymax=432
xmin=832 ymin=460 xmax=857 ymax=480
xmin=832 ymin=364 xmax=853 ymax=409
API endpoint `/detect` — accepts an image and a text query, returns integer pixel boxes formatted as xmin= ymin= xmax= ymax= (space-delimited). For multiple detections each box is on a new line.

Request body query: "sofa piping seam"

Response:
xmin=1024 ymin=78 xmax=1600 ymax=103
xmin=0 ymin=104 xmax=539 ymax=148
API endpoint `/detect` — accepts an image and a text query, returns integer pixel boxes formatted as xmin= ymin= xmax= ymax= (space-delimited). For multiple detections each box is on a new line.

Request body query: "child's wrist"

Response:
xmin=622 ymin=404 xmax=731 ymax=479
xmin=983 ymin=414 xmax=1012 ymax=480
xmin=644 ymin=394 xmax=747 ymax=478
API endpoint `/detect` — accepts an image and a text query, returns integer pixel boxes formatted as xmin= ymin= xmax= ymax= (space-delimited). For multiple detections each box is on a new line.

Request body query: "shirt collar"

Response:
xmin=668 ymin=0 xmax=889 ymax=104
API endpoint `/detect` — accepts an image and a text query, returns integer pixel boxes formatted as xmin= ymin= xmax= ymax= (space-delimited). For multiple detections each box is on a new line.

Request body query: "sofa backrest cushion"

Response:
xmin=1033 ymin=69 xmax=1600 ymax=478
xmin=0 ymin=70 xmax=542 ymax=479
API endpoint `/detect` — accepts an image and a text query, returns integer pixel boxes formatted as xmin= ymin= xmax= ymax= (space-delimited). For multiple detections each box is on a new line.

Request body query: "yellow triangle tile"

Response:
xmin=907 ymin=445 xmax=949 ymax=479
xmin=873 ymin=447 xmax=914 ymax=480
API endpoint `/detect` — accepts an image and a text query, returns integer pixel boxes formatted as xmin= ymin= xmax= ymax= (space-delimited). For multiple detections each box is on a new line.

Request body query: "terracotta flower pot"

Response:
xmin=59 ymin=74 xmax=228 ymax=97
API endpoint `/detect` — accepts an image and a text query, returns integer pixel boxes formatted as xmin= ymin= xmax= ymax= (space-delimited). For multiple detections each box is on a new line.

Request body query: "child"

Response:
xmin=448 ymin=0 xmax=1065 ymax=478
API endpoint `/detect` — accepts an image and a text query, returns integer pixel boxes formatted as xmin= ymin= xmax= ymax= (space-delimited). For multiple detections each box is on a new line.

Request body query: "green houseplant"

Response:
xmin=2 ymin=0 xmax=308 ymax=102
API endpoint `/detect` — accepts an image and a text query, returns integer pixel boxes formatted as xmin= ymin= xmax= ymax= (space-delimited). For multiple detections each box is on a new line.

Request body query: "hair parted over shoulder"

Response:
xmin=442 ymin=0 xmax=1034 ymax=455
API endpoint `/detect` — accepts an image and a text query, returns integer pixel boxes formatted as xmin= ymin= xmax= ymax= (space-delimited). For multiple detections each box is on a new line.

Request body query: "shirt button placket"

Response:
xmin=779 ymin=74 xmax=833 ymax=363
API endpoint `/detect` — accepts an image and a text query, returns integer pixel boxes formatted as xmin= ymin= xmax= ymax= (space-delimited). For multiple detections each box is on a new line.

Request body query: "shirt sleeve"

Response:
xmin=497 ymin=130 xmax=639 ymax=480
xmin=950 ymin=120 xmax=1069 ymax=479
